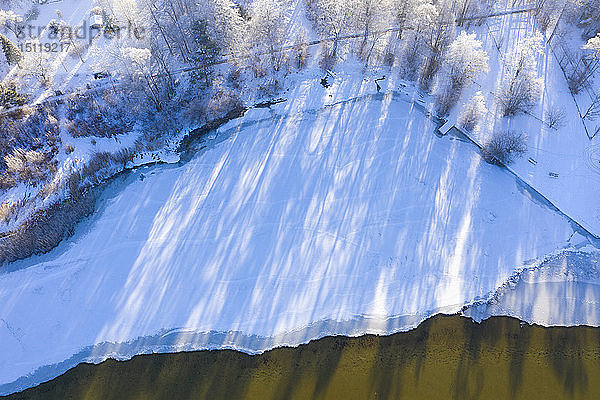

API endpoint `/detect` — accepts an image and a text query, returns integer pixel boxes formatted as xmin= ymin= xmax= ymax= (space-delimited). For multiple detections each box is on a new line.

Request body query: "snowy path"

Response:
xmin=0 ymin=92 xmax=575 ymax=393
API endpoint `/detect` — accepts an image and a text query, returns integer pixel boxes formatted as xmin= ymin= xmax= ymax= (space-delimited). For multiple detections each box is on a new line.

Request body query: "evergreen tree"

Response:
xmin=0 ymin=33 xmax=23 ymax=65
xmin=0 ymin=82 xmax=27 ymax=109
xmin=190 ymin=20 xmax=221 ymax=86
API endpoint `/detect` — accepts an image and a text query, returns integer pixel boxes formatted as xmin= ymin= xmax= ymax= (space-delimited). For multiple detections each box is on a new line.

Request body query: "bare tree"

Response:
xmin=545 ymin=105 xmax=566 ymax=129
xmin=483 ymin=130 xmax=527 ymax=165
xmin=249 ymin=0 xmax=289 ymax=71
xmin=458 ymin=91 xmax=487 ymax=131
xmin=308 ymin=0 xmax=355 ymax=58
xmin=499 ymin=34 xmax=543 ymax=116
xmin=582 ymin=93 xmax=600 ymax=122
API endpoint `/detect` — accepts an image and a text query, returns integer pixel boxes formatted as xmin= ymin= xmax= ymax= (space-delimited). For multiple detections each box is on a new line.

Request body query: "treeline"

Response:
xmin=0 ymin=0 xmax=599 ymax=205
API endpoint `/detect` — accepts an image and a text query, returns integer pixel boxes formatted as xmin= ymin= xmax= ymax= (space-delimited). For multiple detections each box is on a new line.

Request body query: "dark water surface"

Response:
xmin=5 ymin=314 xmax=600 ymax=400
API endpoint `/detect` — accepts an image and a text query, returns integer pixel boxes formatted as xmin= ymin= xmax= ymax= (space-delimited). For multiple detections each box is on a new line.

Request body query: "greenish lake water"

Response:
xmin=5 ymin=315 xmax=600 ymax=400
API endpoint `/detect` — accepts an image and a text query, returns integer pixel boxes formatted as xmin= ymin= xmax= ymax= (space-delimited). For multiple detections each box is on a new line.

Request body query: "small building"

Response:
xmin=89 ymin=11 xmax=104 ymax=30
xmin=438 ymin=120 xmax=454 ymax=136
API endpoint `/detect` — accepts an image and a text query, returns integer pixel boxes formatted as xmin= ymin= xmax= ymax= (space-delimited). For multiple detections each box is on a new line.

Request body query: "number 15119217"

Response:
xmin=18 ymin=42 xmax=71 ymax=53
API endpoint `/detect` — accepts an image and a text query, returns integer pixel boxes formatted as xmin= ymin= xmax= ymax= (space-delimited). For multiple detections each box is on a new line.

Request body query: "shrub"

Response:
xmin=0 ymin=171 xmax=16 ymax=190
xmin=319 ymin=48 xmax=337 ymax=71
xmin=182 ymin=99 xmax=208 ymax=125
xmin=4 ymin=148 xmax=57 ymax=186
xmin=458 ymin=91 xmax=487 ymax=131
xmin=258 ymin=79 xmax=281 ymax=98
xmin=227 ymin=68 xmax=242 ymax=89
xmin=383 ymin=52 xmax=395 ymax=67
xmin=138 ymin=108 xmax=179 ymax=151
xmin=434 ymin=87 xmax=459 ymax=118
xmin=207 ymin=89 xmax=244 ymax=118
xmin=65 ymin=93 xmax=135 ymax=138
xmin=0 ymin=107 xmax=30 ymax=125
xmin=0 ymin=191 xmax=97 ymax=266
xmin=483 ymin=130 xmax=527 ymax=165
xmin=250 ymin=55 xmax=266 ymax=78
xmin=80 ymin=152 xmax=112 ymax=185
xmin=0 ymin=199 xmax=22 ymax=224
xmin=545 ymin=106 xmax=566 ymax=129
xmin=0 ymin=105 xmax=60 ymax=175
xmin=499 ymin=79 xmax=542 ymax=116
xmin=111 ymin=148 xmax=133 ymax=169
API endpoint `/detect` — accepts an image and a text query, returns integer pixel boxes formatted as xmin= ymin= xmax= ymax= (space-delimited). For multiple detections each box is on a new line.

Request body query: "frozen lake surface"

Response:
xmin=0 ymin=93 xmax=586 ymax=394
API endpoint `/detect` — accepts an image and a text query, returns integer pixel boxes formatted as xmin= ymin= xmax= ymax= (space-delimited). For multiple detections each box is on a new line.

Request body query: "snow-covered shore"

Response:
xmin=0 ymin=89 xmax=590 ymax=394
xmin=465 ymin=246 xmax=600 ymax=326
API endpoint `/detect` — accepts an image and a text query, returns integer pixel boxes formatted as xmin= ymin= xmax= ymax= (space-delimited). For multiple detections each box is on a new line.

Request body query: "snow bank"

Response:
xmin=465 ymin=247 xmax=600 ymax=326
xmin=0 ymin=93 xmax=577 ymax=394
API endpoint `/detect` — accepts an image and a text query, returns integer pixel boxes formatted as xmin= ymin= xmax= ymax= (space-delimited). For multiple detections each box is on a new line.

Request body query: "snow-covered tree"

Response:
xmin=0 ymin=33 xmax=22 ymax=65
xmin=499 ymin=34 xmax=543 ymax=116
xmin=249 ymin=0 xmax=290 ymax=71
xmin=400 ymin=0 xmax=455 ymax=87
xmin=190 ymin=20 xmax=221 ymax=86
xmin=583 ymin=34 xmax=600 ymax=57
xmin=458 ymin=91 xmax=487 ymax=131
xmin=0 ymin=81 xmax=26 ymax=109
xmin=17 ymin=46 xmax=54 ymax=87
xmin=111 ymin=0 xmax=148 ymax=36
xmin=107 ymin=46 xmax=166 ymax=110
xmin=354 ymin=0 xmax=394 ymax=61
xmin=309 ymin=0 xmax=355 ymax=57
xmin=445 ymin=32 xmax=488 ymax=91
xmin=582 ymin=33 xmax=600 ymax=78
xmin=117 ymin=46 xmax=151 ymax=81
xmin=198 ymin=0 xmax=245 ymax=62
xmin=0 ymin=10 xmax=22 ymax=37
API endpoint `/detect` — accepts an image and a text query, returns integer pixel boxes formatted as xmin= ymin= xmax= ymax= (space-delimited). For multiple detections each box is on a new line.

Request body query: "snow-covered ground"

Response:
xmin=0 ymin=83 xmax=587 ymax=394
xmin=465 ymin=246 xmax=600 ymax=326
xmin=448 ymin=9 xmax=600 ymax=238
xmin=1 ymin=0 xmax=600 ymax=395
xmin=3 ymin=0 xmax=102 ymax=96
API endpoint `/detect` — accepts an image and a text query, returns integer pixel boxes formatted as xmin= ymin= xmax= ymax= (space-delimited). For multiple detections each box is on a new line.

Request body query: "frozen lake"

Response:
xmin=0 ymin=93 xmax=581 ymax=394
